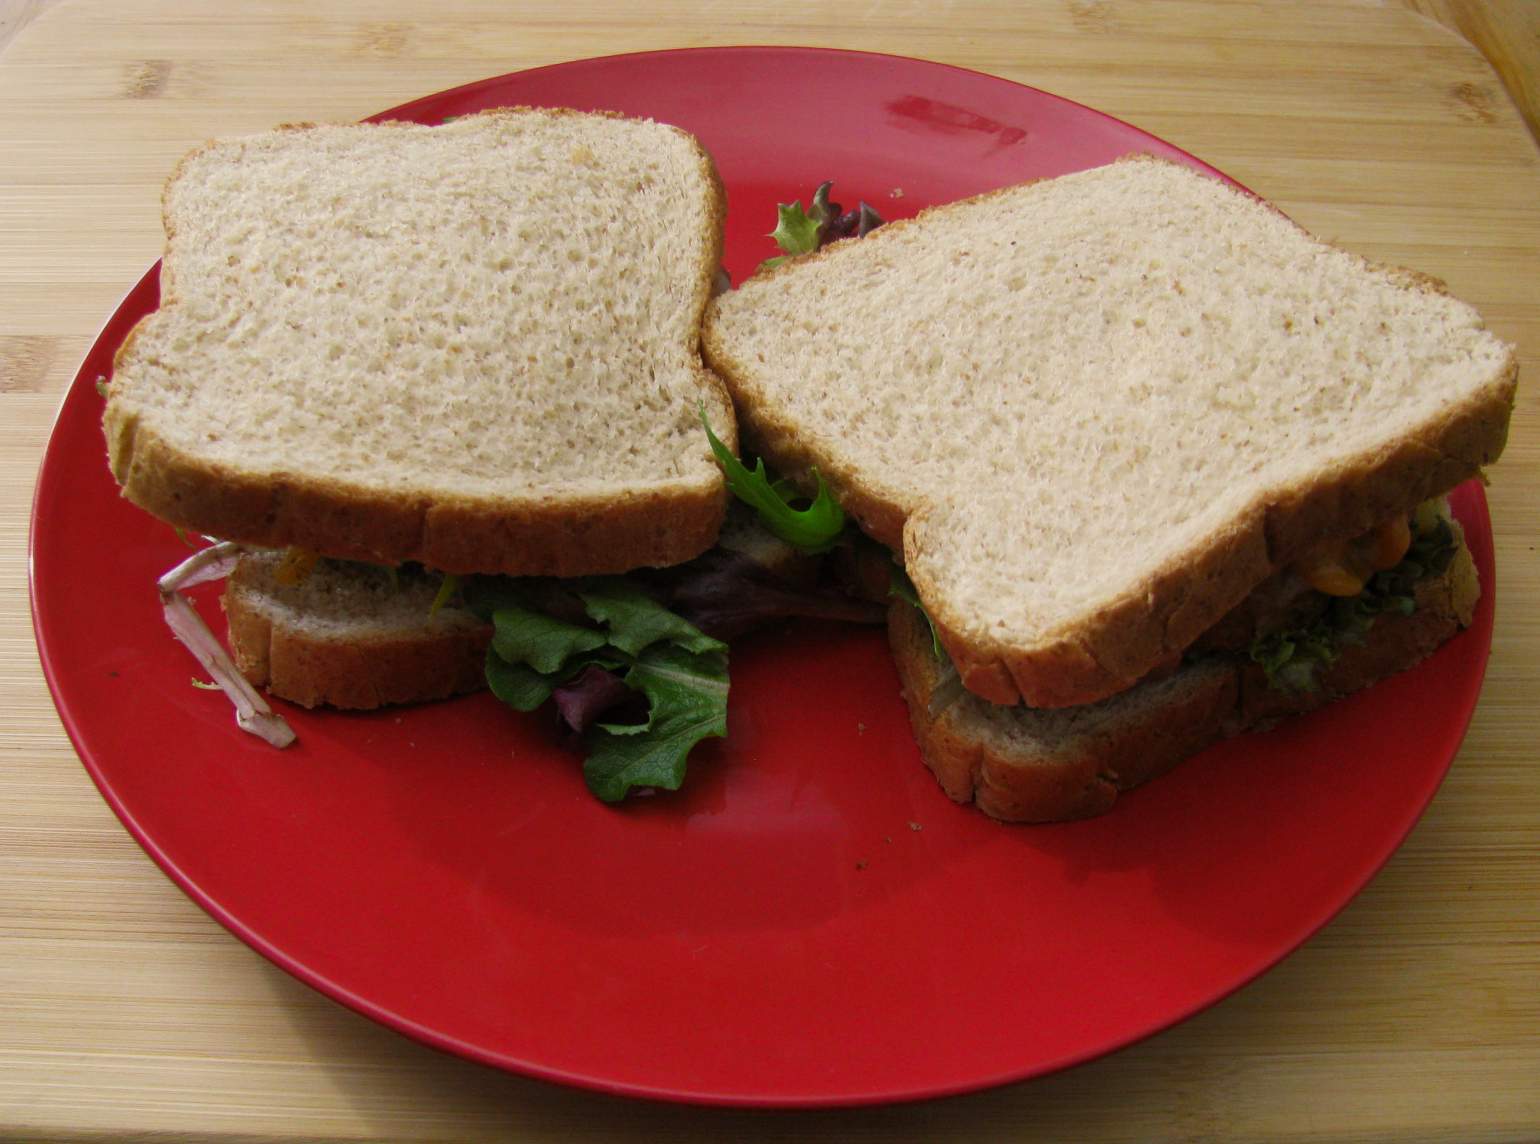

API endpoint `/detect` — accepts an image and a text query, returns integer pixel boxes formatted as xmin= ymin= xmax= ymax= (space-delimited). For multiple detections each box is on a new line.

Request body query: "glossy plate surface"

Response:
xmin=30 ymin=47 xmax=1495 ymax=1107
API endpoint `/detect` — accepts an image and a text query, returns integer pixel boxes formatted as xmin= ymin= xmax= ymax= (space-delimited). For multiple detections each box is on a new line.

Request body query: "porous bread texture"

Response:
xmin=224 ymin=551 xmax=492 ymax=709
xmin=106 ymin=107 xmax=735 ymax=577
xmin=704 ymin=155 xmax=1516 ymax=708
xmin=890 ymin=518 xmax=1481 ymax=822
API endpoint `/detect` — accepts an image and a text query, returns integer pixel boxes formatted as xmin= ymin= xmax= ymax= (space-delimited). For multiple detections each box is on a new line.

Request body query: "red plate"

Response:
xmin=29 ymin=48 xmax=1495 ymax=1107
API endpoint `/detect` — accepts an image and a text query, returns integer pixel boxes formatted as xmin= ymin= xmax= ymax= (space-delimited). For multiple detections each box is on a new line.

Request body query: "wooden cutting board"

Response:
xmin=2 ymin=1 xmax=1538 ymax=1140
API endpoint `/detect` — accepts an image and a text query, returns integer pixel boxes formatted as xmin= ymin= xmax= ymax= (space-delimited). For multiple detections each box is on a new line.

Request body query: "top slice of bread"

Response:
xmin=104 ymin=107 xmax=736 ymax=577
xmin=702 ymin=156 xmax=1516 ymax=707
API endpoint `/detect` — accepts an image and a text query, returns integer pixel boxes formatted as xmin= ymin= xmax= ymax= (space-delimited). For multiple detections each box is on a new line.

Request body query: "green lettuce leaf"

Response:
xmin=762 ymin=201 xmax=823 ymax=270
xmin=465 ymin=573 xmax=730 ymax=802
xmin=760 ymin=182 xmax=836 ymax=270
xmin=700 ymin=406 xmax=847 ymax=552
xmin=575 ymin=576 xmax=725 ymax=657
xmin=483 ymin=651 xmax=559 ymax=712
xmin=583 ymin=642 xmax=730 ymax=799
xmin=758 ymin=181 xmax=884 ymax=271
xmin=428 ymin=572 xmax=460 ymax=616
xmin=489 ymin=603 xmax=608 ymax=675
xmin=888 ymin=564 xmax=946 ymax=662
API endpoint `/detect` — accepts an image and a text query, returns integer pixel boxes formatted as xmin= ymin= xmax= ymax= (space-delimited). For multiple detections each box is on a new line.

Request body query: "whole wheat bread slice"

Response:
xmin=105 ymin=107 xmax=735 ymax=577
xmin=890 ymin=516 xmax=1481 ymax=822
xmin=704 ymin=156 xmax=1515 ymax=708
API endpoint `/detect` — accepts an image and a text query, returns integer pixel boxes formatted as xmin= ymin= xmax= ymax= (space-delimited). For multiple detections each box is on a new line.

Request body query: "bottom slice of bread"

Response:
xmin=224 ymin=551 xmax=493 ymax=710
xmin=890 ymin=523 xmax=1480 ymax=823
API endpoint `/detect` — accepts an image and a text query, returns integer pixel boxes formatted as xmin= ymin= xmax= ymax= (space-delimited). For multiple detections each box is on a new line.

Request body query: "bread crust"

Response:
xmin=890 ymin=521 xmax=1482 ymax=822
xmin=105 ymin=107 xmax=735 ymax=577
xmin=107 ymin=409 xmax=733 ymax=576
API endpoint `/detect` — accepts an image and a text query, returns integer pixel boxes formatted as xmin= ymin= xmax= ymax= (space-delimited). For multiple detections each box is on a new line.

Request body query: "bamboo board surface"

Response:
xmin=2 ymin=1 xmax=1538 ymax=1140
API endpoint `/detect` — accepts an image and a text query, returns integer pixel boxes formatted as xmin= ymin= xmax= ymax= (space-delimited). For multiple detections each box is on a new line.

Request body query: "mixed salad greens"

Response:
xmin=759 ymin=180 xmax=883 ymax=271
xmin=465 ymin=443 xmax=882 ymax=799
xmin=467 ymin=409 xmax=880 ymax=802
xmin=463 ymin=574 xmax=730 ymax=802
xmin=700 ymin=406 xmax=847 ymax=552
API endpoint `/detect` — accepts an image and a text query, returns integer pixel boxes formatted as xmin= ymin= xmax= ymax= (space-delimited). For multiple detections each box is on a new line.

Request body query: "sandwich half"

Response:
xmin=702 ymin=155 xmax=1516 ymax=821
xmin=887 ymin=501 xmax=1480 ymax=821
xmin=102 ymin=107 xmax=747 ymax=787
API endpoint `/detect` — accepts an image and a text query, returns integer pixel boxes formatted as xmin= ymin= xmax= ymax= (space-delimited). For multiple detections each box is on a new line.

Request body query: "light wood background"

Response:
xmin=7 ymin=1 xmax=1539 ymax=140
xmin=2 ymin=2 xmax=1538 ymax=1141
